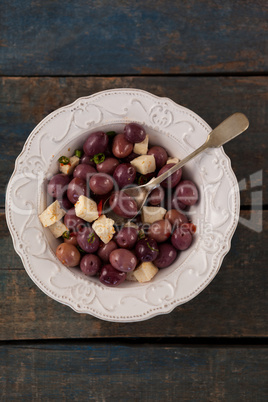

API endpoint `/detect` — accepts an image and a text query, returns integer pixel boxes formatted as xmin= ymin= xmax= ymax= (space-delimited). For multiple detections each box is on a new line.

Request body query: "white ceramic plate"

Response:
xmin=6 ymin=89 xmax=239 ymax=322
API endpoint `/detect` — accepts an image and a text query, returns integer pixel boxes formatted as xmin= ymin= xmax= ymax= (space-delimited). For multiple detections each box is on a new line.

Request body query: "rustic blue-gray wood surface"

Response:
xmin=0 ymin=0 xmax=266 ymax=75
xmin=0 ymin=0 xmax=267 ymax=400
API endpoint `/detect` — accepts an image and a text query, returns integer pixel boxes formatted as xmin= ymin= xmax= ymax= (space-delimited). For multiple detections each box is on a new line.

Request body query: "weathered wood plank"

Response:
xmin=0 ymin=344 xmax=267 ymax=401
xmin=0 ymin=1 xmax=267 ymax=75
xmin=0 ymin=76 xmax=267 ymax=207
xmin=0 ymin=213 xmax=22 ymax=269
xmin=1 ymin=211 xmax=267 ymax=339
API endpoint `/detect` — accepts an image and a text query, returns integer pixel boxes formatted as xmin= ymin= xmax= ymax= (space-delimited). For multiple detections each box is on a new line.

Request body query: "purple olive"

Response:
xmin=64 ymin=207 xmax=87 ymax=234
xmin=171 ymin=227 xmax=193 ymax=250
xmin=124 ymin=123 xmax=146 ymax=143
xmin=59 ymin=194 xmax=74 ymax=211
xmin=80 ymin=254 xmax=101 ymax=276
xmin=148 ymin=219 xmax=172 ymax=243
xmin=99 ymin=264 xmax=126 ymax=287
xmin=147 ymin=146 xmax=168 ymax=170
xmin=47 ymin=174 xmax=70 ymax=199
xmin=77 ymin=227 xmax=100 ymax=253
xmin=109 ymin=191 xmax=138 ymax=219
xmin=64 ymin=235 xmax=78 ymax=246
xmin=165 ymin=209 xmax=189 ymax=227
xmin=73 ymin=164 xmax=96 ymax=181
xmin=83 ymin=131 xmax=109 ymax=157
xmin=109 ymin=249 xmax=137 ymax=272
xmin=67 ymin=177 xmax=86 ymax=204
xmin=113 ymin=163 xmax=136 ymax=189
xmin=135 ymin=237 xmax=159 ymax=262
xmin=147 ymin=187 xmax=165 ymax=206
xmin=56 ymin=243 xmax=81 ymax=267
xmin=158 ymin=163 xmax=182 ymax=188
xmin=154 ymin=243 xmax=178 ymax=268
xmin=96 ymin=157 xmax=119 ymax=175
xmin=98 ymin=240 xmax=118 ymax=263
xmin=80 ymin=154 xmax=96 ymax=167
xmin=112 ymin=133 xmax=133 ymax=158
xmin=89 ymin=173 xmax=114 ymax=195
xmin=172 ymin=180 xmax=199 ymax=206
xmin=115 ymin=227 xmax=138 ymax=249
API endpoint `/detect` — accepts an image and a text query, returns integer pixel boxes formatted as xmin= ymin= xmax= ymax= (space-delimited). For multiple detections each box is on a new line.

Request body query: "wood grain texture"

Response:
xmin=0 ymin=0 xmax=267 ymax=75
xmin=1 ymin=76 xmax=267 ymax=207
xmin=0 ymin=213 xmax=22 ymax=269
xmin=1 ymin=211 xmax=267 ymax=340
xmin=1 ymin=1 xmax=267 ymax=393
xmin=1 ymin=344 xmax=267 ymax=401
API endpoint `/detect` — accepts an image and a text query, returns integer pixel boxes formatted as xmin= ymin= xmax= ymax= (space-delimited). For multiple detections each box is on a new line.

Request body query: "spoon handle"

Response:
xmin=147 ymin=113 xmax=249 ymax=190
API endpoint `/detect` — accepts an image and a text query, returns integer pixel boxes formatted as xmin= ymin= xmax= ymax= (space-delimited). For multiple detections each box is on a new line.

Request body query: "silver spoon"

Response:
xmin=103 ymin=113 xmax=249 ymax=226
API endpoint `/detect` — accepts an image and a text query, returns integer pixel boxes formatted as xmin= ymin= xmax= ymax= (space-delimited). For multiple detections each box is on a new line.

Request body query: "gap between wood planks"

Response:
xmin=0 ymin=337 xmax=267 ymax=347
xmin=0 ymin=72 xmax=267 ymax=78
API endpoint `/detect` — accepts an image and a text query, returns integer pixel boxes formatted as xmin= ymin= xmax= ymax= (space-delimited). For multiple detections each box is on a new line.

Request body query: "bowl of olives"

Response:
xmin=6 ymin=89 xmax=240 ymax=321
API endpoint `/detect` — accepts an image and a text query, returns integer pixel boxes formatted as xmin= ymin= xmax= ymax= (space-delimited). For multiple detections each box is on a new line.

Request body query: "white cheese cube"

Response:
xmin=141 ymin=206 xmax=167 ymax=224
xmin=49 ymin=220 xmax=68 ymax=238
xmin=133 ymin=134 xmax=149 ymax=155
xmin=39 ymin=200 xmax=66 ymax=228
xmin=59 ymin=155 xmax=80 ymax=175
xmin=167 ymin=157 xmax=179 ymax=165
xmin=75 ymin=195 xmax=99 ymax=223
xmin=126 ymin=271 xmax=138 ymax=282
xmin=130 ymin=155 xmax=156 ymax=175
xmin=133 ymin=262 xmax=158 ymax=283
xmin=92 ymin=215 xmax=115 ymax=244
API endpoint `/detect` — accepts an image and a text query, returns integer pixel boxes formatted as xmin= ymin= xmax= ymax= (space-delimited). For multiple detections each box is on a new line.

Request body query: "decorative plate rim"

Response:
xmin=6 ymin=88 xmax=240 ymax=322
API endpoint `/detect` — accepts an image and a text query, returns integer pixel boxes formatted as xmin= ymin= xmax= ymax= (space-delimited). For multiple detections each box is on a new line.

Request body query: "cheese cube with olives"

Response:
xmin=59 ymin=155 xmax=80 ymax=175
xmin=133 ymin=134 xmax=149 ymax=155
xmin=39 ymin=200 xmax=66 ymax=227
xmin=166 ymin=157 xmax=179 ymax=165
xmin=141 ymin=206 xmax=167 ymax=224
xmin=49 ymin=220 xmax=68 ymax=238
xmin=75 ymin=195 xmax=99 ymax=223
xmin=130 ymin=155 xmax=156 ymax=175
xmin=126 ymin=271 xmax=138 ymax=282
xmin=92 ymin=215 xmax=115 ymax=244
xmin=133 ymin=262 xmax=158 ymax=283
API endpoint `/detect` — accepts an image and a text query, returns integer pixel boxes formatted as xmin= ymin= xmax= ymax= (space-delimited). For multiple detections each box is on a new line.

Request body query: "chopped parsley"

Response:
xmin=138 ymin=230 xmax=145 ymax=240
xmin=77 ymin=246 xmax=86 ymax=254
xmin=147 ymin=241 xmax=159 ymax=252
xmin=87 ymin=231 xmax=95 ymax=243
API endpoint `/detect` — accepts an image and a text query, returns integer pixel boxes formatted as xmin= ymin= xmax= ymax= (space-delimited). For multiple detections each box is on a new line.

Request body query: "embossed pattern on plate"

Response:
xmin=6 ymin=89 xmax=240 ymax=322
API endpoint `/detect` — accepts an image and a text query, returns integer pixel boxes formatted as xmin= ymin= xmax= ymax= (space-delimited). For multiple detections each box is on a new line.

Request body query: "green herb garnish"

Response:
xmin=106 ymin=131 xmax=117 ymax=138
xmin=58 ymin=156 xmax=70 ymax=165
xmin=75 ymin=149 xmax=82 ymax=158
xmin=147 ymin=241 xmax=158 ymax=252
xmin=62 ymin=231 xmax=70 ymax=239
xmin=77 ymin=246 xmax=86 ymax=254
xmin=91 ymin=153 xmax=106 ymax=164
xmin=138 ymin=230 xmax=145 ymax=240
xmin=87 ymin=231 xmax=95 ymax=243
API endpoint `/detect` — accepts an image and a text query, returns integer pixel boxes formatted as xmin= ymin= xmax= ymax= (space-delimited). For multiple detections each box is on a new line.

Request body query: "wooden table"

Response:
xmin=1 ymin=1 xmax=267 ymax=400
